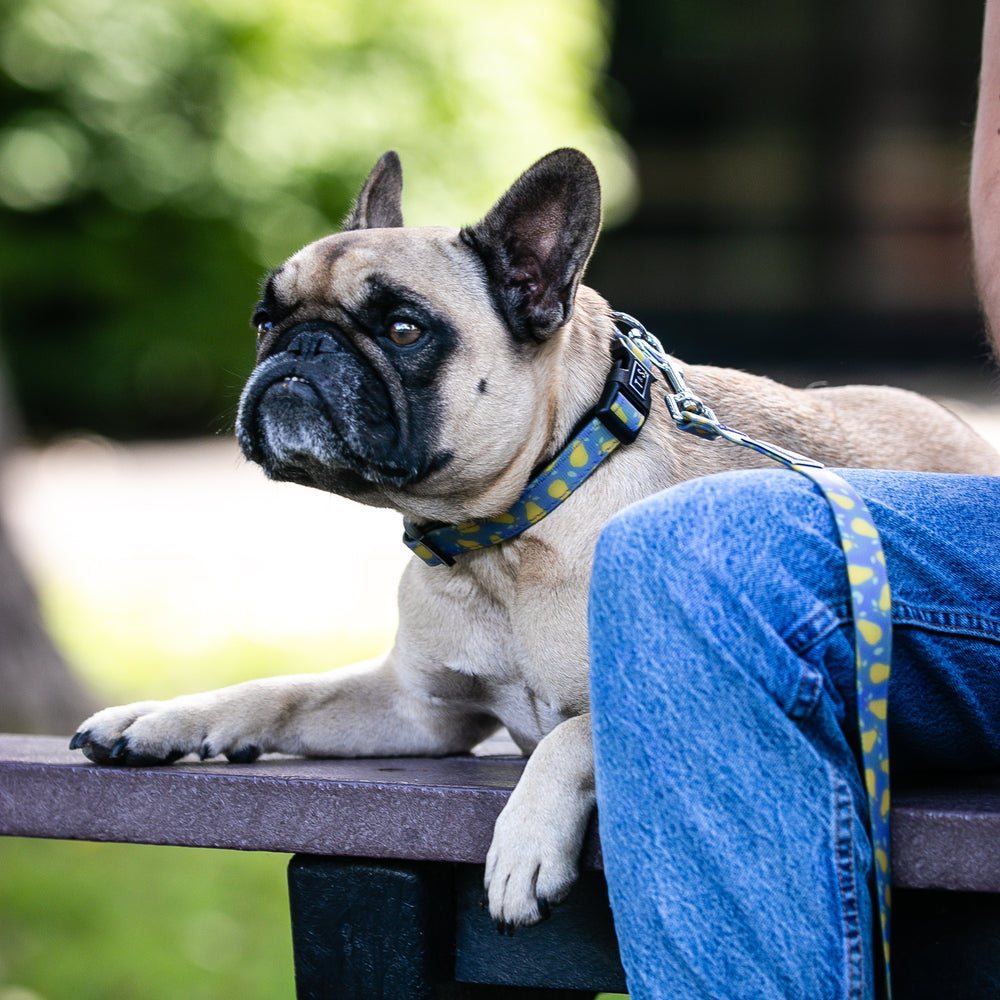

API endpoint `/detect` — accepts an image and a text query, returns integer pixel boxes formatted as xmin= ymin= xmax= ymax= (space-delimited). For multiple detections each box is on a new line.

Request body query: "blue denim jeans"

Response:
xmin=588 ymin=469 xmax=1000 ymax=1000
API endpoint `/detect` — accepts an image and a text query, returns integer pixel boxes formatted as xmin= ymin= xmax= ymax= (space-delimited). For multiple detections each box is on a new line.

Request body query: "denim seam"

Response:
xmin=892 ymin=601 xmax=1000 ymax=642
xmin=832 ymin=765 xmax=865 ymax=1000
xmin=786 ymin=604 xmax=849 ymax=657
xmin=784 ymin=606 xmax=848 ymax=720
xmin=787 ymin=663 xmax=824 ymax=721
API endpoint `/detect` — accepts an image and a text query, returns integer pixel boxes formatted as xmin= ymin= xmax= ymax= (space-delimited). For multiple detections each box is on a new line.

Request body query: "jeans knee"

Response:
xmin=593 ymin=468 xmax=835 ymax=598
xmin=589 ymin=469 xmax=853 ymax=710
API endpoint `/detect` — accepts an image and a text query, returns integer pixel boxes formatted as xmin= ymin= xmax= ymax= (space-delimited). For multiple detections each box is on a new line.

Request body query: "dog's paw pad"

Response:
xmin=73 ymin=731 xmax=184 ymax=768
xmin=225 ymin=745 xmax=261 ymax=764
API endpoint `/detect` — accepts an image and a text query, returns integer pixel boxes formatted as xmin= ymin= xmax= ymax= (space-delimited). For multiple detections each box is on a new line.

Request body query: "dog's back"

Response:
xmin=676 ymin=364 xmax=1000 ymax=477
xmin=804 ymin=383 xmax=1000 ymax=475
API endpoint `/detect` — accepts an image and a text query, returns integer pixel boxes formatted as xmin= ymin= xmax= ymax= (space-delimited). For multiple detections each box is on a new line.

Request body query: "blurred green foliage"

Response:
xmin=0 ymin=0 xmax=633 ymax=439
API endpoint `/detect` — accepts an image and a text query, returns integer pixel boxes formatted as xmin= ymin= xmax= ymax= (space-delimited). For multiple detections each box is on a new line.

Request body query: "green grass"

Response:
xmin=0 ymin=834 xmax=629 ymax=999
xmin=0 ymin=839 xmax=293 ymax=1000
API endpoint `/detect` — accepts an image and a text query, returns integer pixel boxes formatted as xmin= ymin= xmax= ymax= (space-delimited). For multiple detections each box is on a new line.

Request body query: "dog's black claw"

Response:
xmin=109 ymin=737 xmax=129 ymax=760
xmin=199 ymin=742 xmax=213 ymax=761
xmin=225 ymin=745 xmax=261 ymax=764
xmin=537 ymin=898 xmax=551 ymax=921
xmin=69 ymin=731 xmax=89 ymax=751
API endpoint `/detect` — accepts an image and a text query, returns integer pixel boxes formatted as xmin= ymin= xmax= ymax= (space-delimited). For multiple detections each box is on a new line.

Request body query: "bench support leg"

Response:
xmin=288 ymin=855 xmax=455 ymax=1000
xmin=287 ymin=856 xmax=602 ymax=999
xmin=895 ymin=889 xmax=1000 ymax=999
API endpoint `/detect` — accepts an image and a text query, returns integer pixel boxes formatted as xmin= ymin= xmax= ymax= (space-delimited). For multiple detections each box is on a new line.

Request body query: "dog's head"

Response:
xmin=235 ymin=149 xmax=603 ymax=520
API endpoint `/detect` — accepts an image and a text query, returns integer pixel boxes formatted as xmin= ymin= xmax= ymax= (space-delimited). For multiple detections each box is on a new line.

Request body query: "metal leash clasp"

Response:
xmin=611 ymin=311 xmax=721 ymax=440
xmin=610 ymin=310 xmax=825 ymax=466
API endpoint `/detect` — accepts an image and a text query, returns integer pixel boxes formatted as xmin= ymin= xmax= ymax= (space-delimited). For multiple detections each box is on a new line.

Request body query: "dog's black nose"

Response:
xmin=286 ymin=329 xmax=335 ymax=360
xmin=257 ymin=320 xmax=343 ymax=363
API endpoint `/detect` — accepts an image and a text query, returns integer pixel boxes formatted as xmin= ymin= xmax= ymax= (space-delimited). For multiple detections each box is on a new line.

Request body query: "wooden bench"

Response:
xmin=4 ymin=733 xmax=1000 ymax=998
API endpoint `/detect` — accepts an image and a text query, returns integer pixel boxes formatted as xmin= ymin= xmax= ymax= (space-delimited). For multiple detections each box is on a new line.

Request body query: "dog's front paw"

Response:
xmin=483 ymin=779 xmax=592 ymax=931
xmin=70 ymin=696 xmax=262 ymax=767
xmin=70 ymin=701 xmax=187 ymax=765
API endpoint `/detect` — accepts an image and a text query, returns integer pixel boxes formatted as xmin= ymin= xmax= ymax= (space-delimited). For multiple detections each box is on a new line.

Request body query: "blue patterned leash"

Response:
xmin=797 ymin=465 xmax=893 ymax=996
xmin=616 ymin=312 xmax=894 ymax=996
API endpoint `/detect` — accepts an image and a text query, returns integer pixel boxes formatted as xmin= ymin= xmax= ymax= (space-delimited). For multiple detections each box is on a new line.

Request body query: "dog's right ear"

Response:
xmin=460 ymin=148 xmax=602 ymax=342
xmin=343 ymin=150 xmax=404 ymax=230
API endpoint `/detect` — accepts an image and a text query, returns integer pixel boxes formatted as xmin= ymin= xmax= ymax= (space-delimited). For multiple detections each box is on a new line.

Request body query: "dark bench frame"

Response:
xmin=4 ymin=734 xmax=1000 ymax=998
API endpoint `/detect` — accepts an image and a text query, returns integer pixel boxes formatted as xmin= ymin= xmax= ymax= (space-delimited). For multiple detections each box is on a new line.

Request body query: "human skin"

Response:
xmin=970 ymin=0 xmax=1000 ymax=351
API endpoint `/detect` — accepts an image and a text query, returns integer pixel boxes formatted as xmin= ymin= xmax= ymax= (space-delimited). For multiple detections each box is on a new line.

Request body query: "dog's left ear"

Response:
xmin=343 ymin=150 xmax=404 ymax=230
xmin=461 ymin=148 xmax=601 ymax=341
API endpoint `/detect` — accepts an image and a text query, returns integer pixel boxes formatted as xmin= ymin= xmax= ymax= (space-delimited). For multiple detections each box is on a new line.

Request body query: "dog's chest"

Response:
xmin=406 ymin=550 xmax=588 ymax=749
xmin=491 ymin=678 xmax=574 ymax=753
xmin=419 ymin=612 xmax=581 ymax=751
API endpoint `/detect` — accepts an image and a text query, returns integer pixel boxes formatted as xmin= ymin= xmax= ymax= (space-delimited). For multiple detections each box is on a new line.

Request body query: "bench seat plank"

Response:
xmin=894 ymin=773 xmax=1000 ymax=892
xmin=0 ymin=733 xmax=532 ymax=863
xmin=4 ymin=734 xmax=1000 ymax=892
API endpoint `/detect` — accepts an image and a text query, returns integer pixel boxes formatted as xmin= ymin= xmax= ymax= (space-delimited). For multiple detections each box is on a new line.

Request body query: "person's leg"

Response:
xmin=588 ymin=469 xmax=1000 ymax=1000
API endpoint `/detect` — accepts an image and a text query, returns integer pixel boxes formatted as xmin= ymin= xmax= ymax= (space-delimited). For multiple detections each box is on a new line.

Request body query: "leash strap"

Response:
xmin=632 ymin=314 xmax=894 ymax=997
xmin=793 ymin=465 xmax=893 ymax=993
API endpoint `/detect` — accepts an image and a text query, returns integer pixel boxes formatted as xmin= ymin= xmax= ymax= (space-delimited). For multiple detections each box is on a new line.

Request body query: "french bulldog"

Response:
xmin=70 ymin=148 xmax=1000 ymax=928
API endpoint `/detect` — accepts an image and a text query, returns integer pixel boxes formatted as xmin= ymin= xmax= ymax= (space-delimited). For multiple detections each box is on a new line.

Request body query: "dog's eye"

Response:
xmin=252 ymin=308 xmax=273 ymax=341
xmin=388 ymin=321 xmax=422 ymax=347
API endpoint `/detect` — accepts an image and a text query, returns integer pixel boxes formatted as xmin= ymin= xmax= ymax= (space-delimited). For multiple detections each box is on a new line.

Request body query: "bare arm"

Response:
xmin=971 ymin=0 xmax=1000 ymax=353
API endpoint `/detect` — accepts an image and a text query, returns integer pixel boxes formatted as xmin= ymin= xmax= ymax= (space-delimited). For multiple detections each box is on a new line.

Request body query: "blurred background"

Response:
xmin=0 ymin=1 xmax=997 ymax=998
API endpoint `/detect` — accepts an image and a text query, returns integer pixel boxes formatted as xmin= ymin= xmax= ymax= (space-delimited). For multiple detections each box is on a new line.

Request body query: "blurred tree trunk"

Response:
xmin=0 ymin=355 xmax=96 ymax=734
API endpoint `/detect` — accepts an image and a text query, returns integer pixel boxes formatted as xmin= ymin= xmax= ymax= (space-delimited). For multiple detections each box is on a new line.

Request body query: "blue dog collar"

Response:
xmin=403 ymin=330 xmax=653 ymax=567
